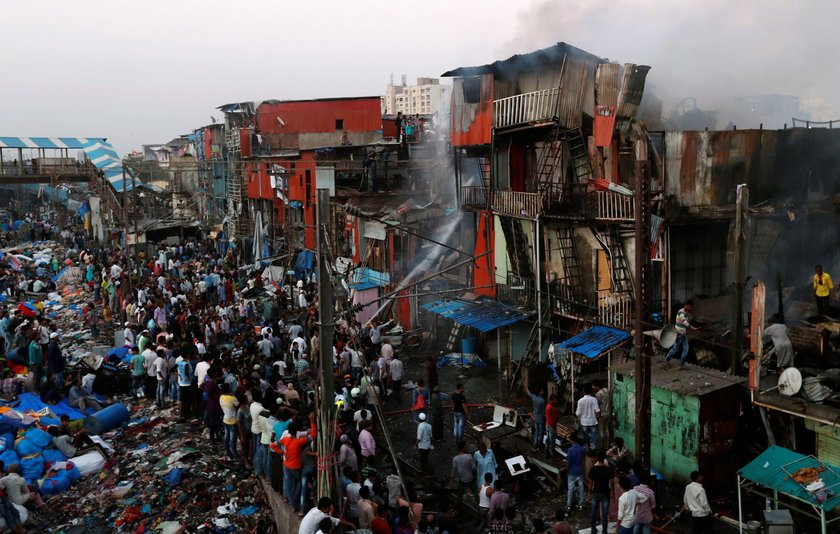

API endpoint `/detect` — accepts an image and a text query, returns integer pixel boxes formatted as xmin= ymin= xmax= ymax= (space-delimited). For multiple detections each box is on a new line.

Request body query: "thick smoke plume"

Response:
xmin=503 ymin=0 xmax=840 ymax=128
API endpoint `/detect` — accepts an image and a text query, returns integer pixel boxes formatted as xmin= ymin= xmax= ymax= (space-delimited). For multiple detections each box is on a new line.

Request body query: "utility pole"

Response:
xmin=731 ymin=184 xmax=749 ymax=374
xmin=633 ymin=160 xmax=652 ymax=470
xmin=315 ymin=188 xmax=337 ymax=501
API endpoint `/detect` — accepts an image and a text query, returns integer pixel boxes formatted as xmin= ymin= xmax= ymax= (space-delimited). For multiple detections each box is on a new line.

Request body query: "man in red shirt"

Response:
xmin=370 ymin=503 xmax=391 ymax=534
xmin=545 ymin=394 xmax=559 ymax=458
xmin=279 ymin=413 xmax=317 ymax=515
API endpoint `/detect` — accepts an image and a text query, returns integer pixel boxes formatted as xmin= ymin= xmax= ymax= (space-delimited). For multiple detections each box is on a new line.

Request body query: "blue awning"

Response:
xmin=421 ymin=298 xmax=531 ymax=333
xmin=555 ymin=325 xmax=631 ymax=359
xmin=351 ymin=268 xmax=390 ymax=291
xmin=0 ymin=136 xmax=140 ymax=192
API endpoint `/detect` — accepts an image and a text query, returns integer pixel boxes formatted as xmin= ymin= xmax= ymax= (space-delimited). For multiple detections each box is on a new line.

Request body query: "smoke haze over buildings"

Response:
xmin=503 ymin=0 xmax=840 ymax=129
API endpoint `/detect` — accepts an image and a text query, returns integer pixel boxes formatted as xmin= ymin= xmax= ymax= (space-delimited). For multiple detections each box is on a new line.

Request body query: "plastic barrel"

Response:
xmin=461 ymin=337 xmax=477 ymax=355
xmin=85 ymin=403 xmax=129 ymax=435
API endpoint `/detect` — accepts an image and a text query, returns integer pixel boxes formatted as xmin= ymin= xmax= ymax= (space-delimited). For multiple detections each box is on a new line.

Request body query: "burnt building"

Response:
xmin=443 ymin=42 xmax=658 ymax=384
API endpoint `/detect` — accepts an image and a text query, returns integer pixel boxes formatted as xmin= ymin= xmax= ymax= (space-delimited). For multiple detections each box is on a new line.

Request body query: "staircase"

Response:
xmin=556 ymin=227 xmax=584 ymax=303
xmin=600 ymin=228 xmax=634 ymax=297
xmin=536 ymin=124 xmax=563 ymax=192
xmin=595 ymin=228 xmax=635 ymax=329
xmin=508 ymin=303 xmax=552 ymax=390
xmin=476 ymin=156 xmax=491 ymax=189
xmin=564 ymin=128 xmax=594 ymax=184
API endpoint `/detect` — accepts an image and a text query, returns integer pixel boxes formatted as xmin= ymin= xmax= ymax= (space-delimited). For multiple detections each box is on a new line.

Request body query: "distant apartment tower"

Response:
xmin=384 ymin=77 xmax=450 ymax=116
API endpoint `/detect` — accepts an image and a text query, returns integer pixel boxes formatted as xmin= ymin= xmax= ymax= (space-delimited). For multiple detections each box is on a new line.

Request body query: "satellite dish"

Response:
xmin=778 ymin=367 xmax=803 ymax=396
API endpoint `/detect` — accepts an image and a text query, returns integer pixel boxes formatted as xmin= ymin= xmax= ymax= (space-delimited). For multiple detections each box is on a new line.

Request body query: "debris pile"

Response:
xmin=42 ymin=403 xmax=275 ymax=533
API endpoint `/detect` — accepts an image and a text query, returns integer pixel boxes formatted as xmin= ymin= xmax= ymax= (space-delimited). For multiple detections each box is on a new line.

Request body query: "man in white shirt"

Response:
xmin=684 ymin=471 xmax=713 ymax=533
xmin=764 ymin=315 xmax=794 ymax=369
xmin=349 ymin=346 xmax=364 ymax=383
xmin=616 ymin=476 xmax=637 ymax=534
xmin=154 ymin=350 xmax=168 ymax=407
xmin=143 ymin=347 xmax=158 ymax=399
xmin=388 ymin=354 xmax=404 ymax=406
xmin=575 ymin=384 xmax=600 ymax=450
xmin=292 ymin=335 xmax=307 ymax=356
xmin=123 ymin=323 xmax=135 ymax=347
xmin=194 ymin=355 xmax=211 ymax=387
xmin=298 ymin=497 xmax=348 ymax=534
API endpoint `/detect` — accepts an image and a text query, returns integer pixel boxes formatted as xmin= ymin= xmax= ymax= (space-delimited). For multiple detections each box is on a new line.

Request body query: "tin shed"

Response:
xmin=611 ymin=359 xmax=743 ymax=489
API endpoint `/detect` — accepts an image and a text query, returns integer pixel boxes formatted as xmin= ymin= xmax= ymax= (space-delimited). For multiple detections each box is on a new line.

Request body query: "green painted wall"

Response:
xmin=805 ymin=420 xmax=840 ymax=467
xmin=613 ymin=374 xmax=700 ymax=483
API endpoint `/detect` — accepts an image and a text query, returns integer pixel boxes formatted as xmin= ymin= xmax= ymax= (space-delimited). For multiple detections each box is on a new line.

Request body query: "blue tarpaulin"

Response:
xmin=421 ymin=298 xmax=530 ymax=333
xmin=293 ymin=250 xmax=314 ymax=280
xmin=554 ymin=325 xmax=631 ymax=359
xmin=16 ymin=393 xmax=86 ymax=421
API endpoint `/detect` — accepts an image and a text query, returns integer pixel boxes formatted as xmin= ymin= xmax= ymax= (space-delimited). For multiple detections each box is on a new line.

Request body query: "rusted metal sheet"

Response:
xmin=450 ymin=75 xmax=493 ymax=147
xmin=664 ymin=128 xmax=840 ymax=208
xmin=595 ymin=63 xmax=620 ymax=108
xmin=617 ymin=64 xmax=651 ymax=120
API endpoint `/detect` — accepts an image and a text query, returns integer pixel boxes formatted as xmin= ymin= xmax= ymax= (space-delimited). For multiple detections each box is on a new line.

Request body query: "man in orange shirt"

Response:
xmin=279 ymin=413 xmax=317 ymax=516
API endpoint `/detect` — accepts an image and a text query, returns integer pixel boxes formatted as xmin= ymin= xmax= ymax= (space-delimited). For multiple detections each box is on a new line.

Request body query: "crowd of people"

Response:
xmin=0 ymin=215 xmax=726 ymax=534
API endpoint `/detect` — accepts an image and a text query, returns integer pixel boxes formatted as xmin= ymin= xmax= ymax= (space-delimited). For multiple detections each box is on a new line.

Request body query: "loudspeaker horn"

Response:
xmin=644 ymin=324 xmax=678 ymax=349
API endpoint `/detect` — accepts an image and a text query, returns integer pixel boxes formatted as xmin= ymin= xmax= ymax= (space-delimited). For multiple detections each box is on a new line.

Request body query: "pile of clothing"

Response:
xmin=41 ymin=402 xmax=275 ymax=533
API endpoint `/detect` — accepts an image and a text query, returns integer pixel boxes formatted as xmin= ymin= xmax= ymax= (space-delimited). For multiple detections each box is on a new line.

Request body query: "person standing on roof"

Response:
xmin=665 ymin=300 xmax=699 ymax=367
xmin=814 ymin=264 xmax=834 ymax=315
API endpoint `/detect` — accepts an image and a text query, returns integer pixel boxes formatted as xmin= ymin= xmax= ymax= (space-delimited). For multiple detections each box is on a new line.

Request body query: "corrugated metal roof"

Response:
xmin=739 ymin=445 xmax=840 ymax=512
xmin=616 ymin=64 xmax=651 ymax=120
xmin=350 ymin=268 xmax=390 ymax=291
xmin=421 ymin=298 xmax=530 ymax=333
xmin=555 ymin=325 xmax=630 ymax=359
xmin=612 ymin=358 xmax=742 ymax=395
xmin=0 ymin=136 xmax=138 ymax=192
xmin=441 ymin=42 xmax=606 ymax=78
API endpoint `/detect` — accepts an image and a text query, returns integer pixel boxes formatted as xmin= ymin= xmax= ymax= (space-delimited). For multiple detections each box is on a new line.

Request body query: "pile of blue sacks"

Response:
xmin=0 ymin=427 xmax=81 ymax=496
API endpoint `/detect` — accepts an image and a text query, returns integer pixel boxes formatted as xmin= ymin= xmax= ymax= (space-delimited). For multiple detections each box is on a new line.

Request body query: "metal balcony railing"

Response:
xmin=459 ymin=186 xmax=546 ymax=219
xmin=593 ymin=190 xmax=635 ymax=221
xmin=494 ymin=88 xmax=560 ymax=129
xmin=459 ymin=186 xmax=487 ymax=210
xmin=544 ymin=184 xmax=635 ymax=222
xmin=549 ymin=284 xmax=634 ymax=330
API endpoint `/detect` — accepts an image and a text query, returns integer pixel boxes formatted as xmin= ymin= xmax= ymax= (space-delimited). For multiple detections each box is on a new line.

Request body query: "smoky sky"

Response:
xmin=2 ymin=1 xmax=836 ymax=157
xmin=504 ymin=0 xmax=839 ymax=128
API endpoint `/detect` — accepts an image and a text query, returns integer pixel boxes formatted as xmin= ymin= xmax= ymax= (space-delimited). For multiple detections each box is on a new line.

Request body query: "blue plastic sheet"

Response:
xmin=163 ymin=467 xmax=185 ymax=486
xmin=16 ymin=392 xmax=86 ymax=421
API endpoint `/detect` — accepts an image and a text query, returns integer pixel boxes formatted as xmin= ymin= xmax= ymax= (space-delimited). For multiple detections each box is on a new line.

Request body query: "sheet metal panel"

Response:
xmin=738 ymin=445 xmax=840 ymax=512
xmin=595 ymin=63 xmax=620 ymax=108
xmin=555 ymin=325 xmax=630 ymax=359
xmin=421 ymin=298 xmax=529 ymax=333
xmin=616 ymin=64 xmax=651 ymax=120
xmin=664 ymin=128 xmax=840 ymax=209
